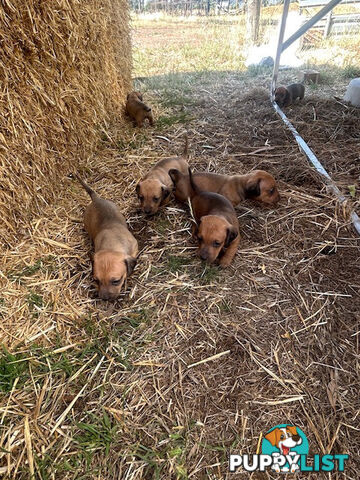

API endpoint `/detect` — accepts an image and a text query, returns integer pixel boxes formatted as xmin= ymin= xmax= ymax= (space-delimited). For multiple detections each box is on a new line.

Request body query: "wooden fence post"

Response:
xmin=324 ymin=11 xmax=333 ymax=37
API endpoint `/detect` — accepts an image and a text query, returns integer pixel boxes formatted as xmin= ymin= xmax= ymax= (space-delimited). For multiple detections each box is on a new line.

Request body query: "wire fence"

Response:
xmin=129 ymin=0 xmax=245 ymax=15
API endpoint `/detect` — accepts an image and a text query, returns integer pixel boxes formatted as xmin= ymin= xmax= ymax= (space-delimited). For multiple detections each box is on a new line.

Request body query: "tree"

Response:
xmin=245 ymin=0 xmax=261 ymax=45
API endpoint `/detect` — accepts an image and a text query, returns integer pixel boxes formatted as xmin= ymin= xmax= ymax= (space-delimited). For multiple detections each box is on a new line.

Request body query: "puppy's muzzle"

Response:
xmin=144 ymin=207 xmax=155 ymax=216
xmin=98 ymin=290 xmax=118 ymax=301
xmin=199 ymin=249 xmax=209 ymax=261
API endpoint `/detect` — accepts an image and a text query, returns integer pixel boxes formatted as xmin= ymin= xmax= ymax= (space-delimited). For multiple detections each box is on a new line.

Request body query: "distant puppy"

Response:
xmin=169 ymin=169 xmax=280 ymax=206
xmin=274 ymin=83 xmax=305 ymax=108
xmin=76 ymin=176 xmax=138 ymax=300
xmin=126 ymin=91 xmax=154 ymax=127
xmin=189 ymin=169 xmax=240 ymax=267
xmin=136 ymin=136 xmax=189 ymax=215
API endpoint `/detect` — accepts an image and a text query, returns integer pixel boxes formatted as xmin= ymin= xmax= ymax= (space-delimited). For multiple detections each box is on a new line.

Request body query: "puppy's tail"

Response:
xmin=182 ymin=133 xmax=189 ymax=158
xmin=73 ymin=174 xmax=97 ymax=199
xmin=188 ymin=167 xmax=201 ymax=196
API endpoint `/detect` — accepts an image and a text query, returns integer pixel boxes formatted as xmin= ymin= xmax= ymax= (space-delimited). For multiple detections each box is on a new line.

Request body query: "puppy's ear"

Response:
xmin=125 ymin=257 xmax=137 ymax=275
xmin=136 ymin=91 xmax=143 ymax=101
xmin=136 ymin=183 xmax=140 ymax=196
xmin=265 ymin=429 xmax=278 ymax=447
xmin=225 ymin=227 xmax=238 ymax=248
xmin=191 ymin=221 xmax=199 ymax=238
xmin=245 ymin=178 xmax=261 ymax=198
xmin=169 ymin=169 xmax=181 ymax=186
xmin=161 ymin=185 xmax=171 ymax=200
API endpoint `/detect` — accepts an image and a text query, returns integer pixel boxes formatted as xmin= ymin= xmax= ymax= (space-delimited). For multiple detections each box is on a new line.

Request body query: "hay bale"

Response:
xmin=0 ymin=0 xmax=131 ymax=246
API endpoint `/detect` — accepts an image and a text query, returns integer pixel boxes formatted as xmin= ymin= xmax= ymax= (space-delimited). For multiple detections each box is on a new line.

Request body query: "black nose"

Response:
xmin=144 ymin=208 xmax=152 ymax=215
xmin=292 ymin=435 xmax=300 ymax=442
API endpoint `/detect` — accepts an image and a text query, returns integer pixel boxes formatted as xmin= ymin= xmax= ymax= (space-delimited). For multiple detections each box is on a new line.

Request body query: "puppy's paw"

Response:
xmin=219 ymin=257 xmax=232 ymax=268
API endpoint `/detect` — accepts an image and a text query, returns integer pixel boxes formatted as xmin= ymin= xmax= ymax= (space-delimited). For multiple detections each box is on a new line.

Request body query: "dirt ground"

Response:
xmin=1 ymin=18 xmax=360 ymax=480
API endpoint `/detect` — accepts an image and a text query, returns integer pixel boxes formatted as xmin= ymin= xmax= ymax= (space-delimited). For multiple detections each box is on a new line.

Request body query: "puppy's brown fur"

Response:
xmin=189 ymin=170 xmax=240 ymax=267
xmin=76 ymin=176 xmax=138 ymax=300
xmin=126 ymin=91 xmax=154 ymax=127
xmin=274 ymin=83 xmax=305 ymax=108
xmin=136 ymin=136 xmax=189 ymax=215
xmin=169 ymin=169 xmax=280 ymax=206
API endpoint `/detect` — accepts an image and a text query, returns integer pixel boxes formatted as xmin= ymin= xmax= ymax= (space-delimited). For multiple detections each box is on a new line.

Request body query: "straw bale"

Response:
xmin=0 ymin=0 xmax=131 ymax=246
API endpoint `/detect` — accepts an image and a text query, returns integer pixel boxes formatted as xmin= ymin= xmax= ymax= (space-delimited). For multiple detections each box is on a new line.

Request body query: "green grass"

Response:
xmin=158 ymin=86 xmax=194 ymax=108
xmin=342 ymin=64 xmax=360 ymax=78
xmin=75 ymin=412 xmax=118 ymax=456
xmin=154 ymin=217 xmax=172 ymax=235
xmin=132 ymin=15 xmax=246 ymax=77
xmin=156 ymin=112 xmax=191 ymax=128
xmin=125 ymin=308 xmax=153 ymax=328
xmin=117 ymin=132 xmax=149 ymax=150
xmin=27 ymin=292 xmax=44 ymax=309
xmin=246 ymin=64 xmax=273 ymax=77
xmin=167 ymin=255 xmax=192 ymax=273
xmin=133 ymin=430 xmax=189 ymax=479
xmin=27 ymin=291 xmax=44 ymax=318
xmin=7 ymin=255 xmax=56 ymax=282
xmin=0 ymin=348 xmax=29 ymax=392
xmin=220 ymin=299 xmax=232 ymax=313
xmin=199 ymin=264 xmax=220 ymax=284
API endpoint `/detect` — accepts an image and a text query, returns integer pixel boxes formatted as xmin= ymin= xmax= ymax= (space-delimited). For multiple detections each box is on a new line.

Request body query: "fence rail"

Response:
xmin=299 ymin=0 xmax=360 ymax=37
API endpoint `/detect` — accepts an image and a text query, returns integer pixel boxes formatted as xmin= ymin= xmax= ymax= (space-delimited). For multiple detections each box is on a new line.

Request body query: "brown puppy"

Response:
xmin=76 ymin=176 xmax=138 ymax=300
xmin=274 ymin=83 xmax=305 ymax=108
xmin=169 ymin=169 xmax=280 ymax=206
xmin=189 ymin=169 xmax=240 ymax=267
xmin=126 ymin=91 xmax=154 ymax=127
xmin=136 ymin=136 xmax=189 ymax=215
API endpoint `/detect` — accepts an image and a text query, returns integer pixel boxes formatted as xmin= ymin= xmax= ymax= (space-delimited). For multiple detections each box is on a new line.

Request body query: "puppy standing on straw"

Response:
xmin=75 ymin=175 xmax=138 ymax=300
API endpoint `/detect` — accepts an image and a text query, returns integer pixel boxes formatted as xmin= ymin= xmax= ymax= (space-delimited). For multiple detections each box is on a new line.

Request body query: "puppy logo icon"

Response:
xmin=261 ymin=424 xmax=309 ymax=473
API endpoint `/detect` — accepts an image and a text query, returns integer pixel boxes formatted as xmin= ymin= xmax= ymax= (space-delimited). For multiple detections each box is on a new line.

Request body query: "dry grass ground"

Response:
xmin=1 ymin=11 xmax=360 ymax=480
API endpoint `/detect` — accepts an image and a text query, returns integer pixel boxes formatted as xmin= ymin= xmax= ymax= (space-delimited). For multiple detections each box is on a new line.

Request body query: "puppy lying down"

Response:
xmin=169 ymin=169 xmax=280 ymax=206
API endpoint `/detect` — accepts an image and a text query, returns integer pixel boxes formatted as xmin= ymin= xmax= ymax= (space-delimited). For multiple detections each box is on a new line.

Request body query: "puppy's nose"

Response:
xmin=200 ymin=250 xmax=208 ymax=261
xmin=144 ymin=207 xmax=152 ymax=215
xmin=292 ymin=434 xmax=300 ymax=442
xmin=99 ymin=290 xmax=110 ymax=300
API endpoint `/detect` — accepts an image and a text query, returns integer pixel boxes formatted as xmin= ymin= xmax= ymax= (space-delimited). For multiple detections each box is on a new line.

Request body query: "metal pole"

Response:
xmin=271 ymin=0 xmax=290 ymax=97
xmin=272 ymin=102 xmax=360 ymax=235
xmin=281 ymin=0 xmax=343 ymax=51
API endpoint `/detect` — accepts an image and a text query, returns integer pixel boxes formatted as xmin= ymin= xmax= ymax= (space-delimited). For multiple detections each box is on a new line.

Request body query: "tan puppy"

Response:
xmin=76 ymin=176 xmax=138 ymax=300
xmin=169 ymin=169 xmax=280 ymax=206
xmin=136 ymin=136 xmax=189 ymax=215
xmin=126 ymin=91 xmax=154 ymax=127
xmin=189 ymin=169 xmax=240 ymax=267
xmin=274 ymin=83 xmax=305 ymax=108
